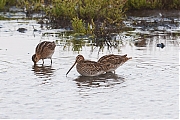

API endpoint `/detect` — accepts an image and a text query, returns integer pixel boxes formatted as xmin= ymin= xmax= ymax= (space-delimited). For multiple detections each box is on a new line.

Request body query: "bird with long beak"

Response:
xmin=32 ymin=41 xmax=56 ymax=65
xmin=66 ymin=55 xmax=106 ymax=77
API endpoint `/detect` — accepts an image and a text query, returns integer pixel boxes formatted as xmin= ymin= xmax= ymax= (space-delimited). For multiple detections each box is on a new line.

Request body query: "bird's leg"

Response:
xmin=42 ymin=59 xmax=44 ymax=65
xmin=51 ymin=58 xmax=52 ymax=65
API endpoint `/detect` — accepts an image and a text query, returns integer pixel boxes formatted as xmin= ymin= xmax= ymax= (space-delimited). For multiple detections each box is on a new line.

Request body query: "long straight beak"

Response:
xmin=128 ymin=57 xmax=132 ymax=60
xmin=66 ymin=60 xmax=77 ymax=76
xmin=126 ymin=57 xmax=132 ymax=62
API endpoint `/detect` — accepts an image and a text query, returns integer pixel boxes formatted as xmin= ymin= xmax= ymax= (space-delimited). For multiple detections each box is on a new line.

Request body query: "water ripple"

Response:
xmin=74 ymin=72 xmax=125 ymax=88
xmin=32 ymin=65 xmax=55 ymax=78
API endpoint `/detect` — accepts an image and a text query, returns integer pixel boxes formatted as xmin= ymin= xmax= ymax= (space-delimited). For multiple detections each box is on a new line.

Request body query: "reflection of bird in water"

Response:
xmin=32 ymin=65 xmax=55 ymax=78
xmin=32 ymin=41 xmax=56 ymax=65
xmin=32 ymin=25 xmax=41 ymax=37
xmin=97 ymin=54 xmax=132 ymax=73
xmin=134 ymin=39 xmax=146 ymax=47
xmin=66 ymin=55 xmax=106 ymax=76
xmin=74 ymin=72 xmax=125 ymax=88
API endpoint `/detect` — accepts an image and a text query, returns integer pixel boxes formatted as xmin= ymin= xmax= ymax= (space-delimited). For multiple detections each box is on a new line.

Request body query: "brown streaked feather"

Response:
xmin=35 ymin=41 xmax=55 ymax=54
xmin=98 ymin=54 xmax=126 ymax=64
xmin=66 ymin=55 xmax=105 ymax=76
xmin=76 ymin=60 xmax=105 ymax=76
xmin=98 ymin=54 xmax=132 ymax=72
xmin=47 ymin=42 xmax=56 ymax=50
xmin=32 ymin=41 xmax=56 ymax=64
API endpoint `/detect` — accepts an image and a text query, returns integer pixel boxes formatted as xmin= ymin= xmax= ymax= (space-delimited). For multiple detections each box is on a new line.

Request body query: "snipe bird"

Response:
xmin=66 ymin=55 xmax=106 ymax=76
xmin=97 ymin=54 xmax=132 ymax=73
xmin=32 ymin=41 xmax=56 ymax=65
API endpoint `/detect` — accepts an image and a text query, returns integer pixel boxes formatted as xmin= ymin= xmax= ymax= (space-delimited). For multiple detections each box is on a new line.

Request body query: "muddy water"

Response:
xmin=0 ymin=10 xmax=179 ymax=118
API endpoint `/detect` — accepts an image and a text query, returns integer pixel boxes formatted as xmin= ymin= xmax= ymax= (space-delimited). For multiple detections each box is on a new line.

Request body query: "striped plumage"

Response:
xmin=66 ymin=55 xmax=106 ymax=76
xmin=32 ymin=41 xmax=56 ymax=65
xmin=98 ymin=54 xmax=132 ymax=72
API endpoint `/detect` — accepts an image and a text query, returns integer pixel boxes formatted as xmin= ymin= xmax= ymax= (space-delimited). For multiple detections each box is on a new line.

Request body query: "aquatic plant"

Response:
xmin=17 ymin=0 xmax=44 ymax=12
xmin=1 ymin=0 xmax=179 ymax=43
xmin=44 ymin=0 xmax=127 ymax=37
xmin=5 ymin=0 xmax=17 ymax=6
xmin=125 ymin=0 xmax=180 ymax=10
xmin=169 ymin=0 xmax=180 ymax=9
xmin=71 ymin=17 xmax=86 ymax=34
xmin=71 ymin=39 xmax=85 ymax=51
xmin=0 ymin=0 xmax=6 ymax=10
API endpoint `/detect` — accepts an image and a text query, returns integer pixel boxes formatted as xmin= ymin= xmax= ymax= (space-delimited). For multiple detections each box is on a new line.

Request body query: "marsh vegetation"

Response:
xmin=0 ymin=0 xmax=180 ymax=39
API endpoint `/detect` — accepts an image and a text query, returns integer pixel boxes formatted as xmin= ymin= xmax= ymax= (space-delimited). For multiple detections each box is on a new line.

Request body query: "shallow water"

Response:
xmin=0 ymin=10 xmax=179 ymax=119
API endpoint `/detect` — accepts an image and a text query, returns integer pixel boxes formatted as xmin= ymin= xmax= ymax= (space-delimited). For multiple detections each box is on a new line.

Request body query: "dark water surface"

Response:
xmin=0 ymin=10 xmax=179 ymax=118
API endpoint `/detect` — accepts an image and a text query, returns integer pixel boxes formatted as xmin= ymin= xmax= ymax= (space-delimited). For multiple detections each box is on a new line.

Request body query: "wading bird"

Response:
xmin=32 ymin=41 xmax=56 ymax=65
xmin=66 ymin=55 xmax=107 ymax=77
